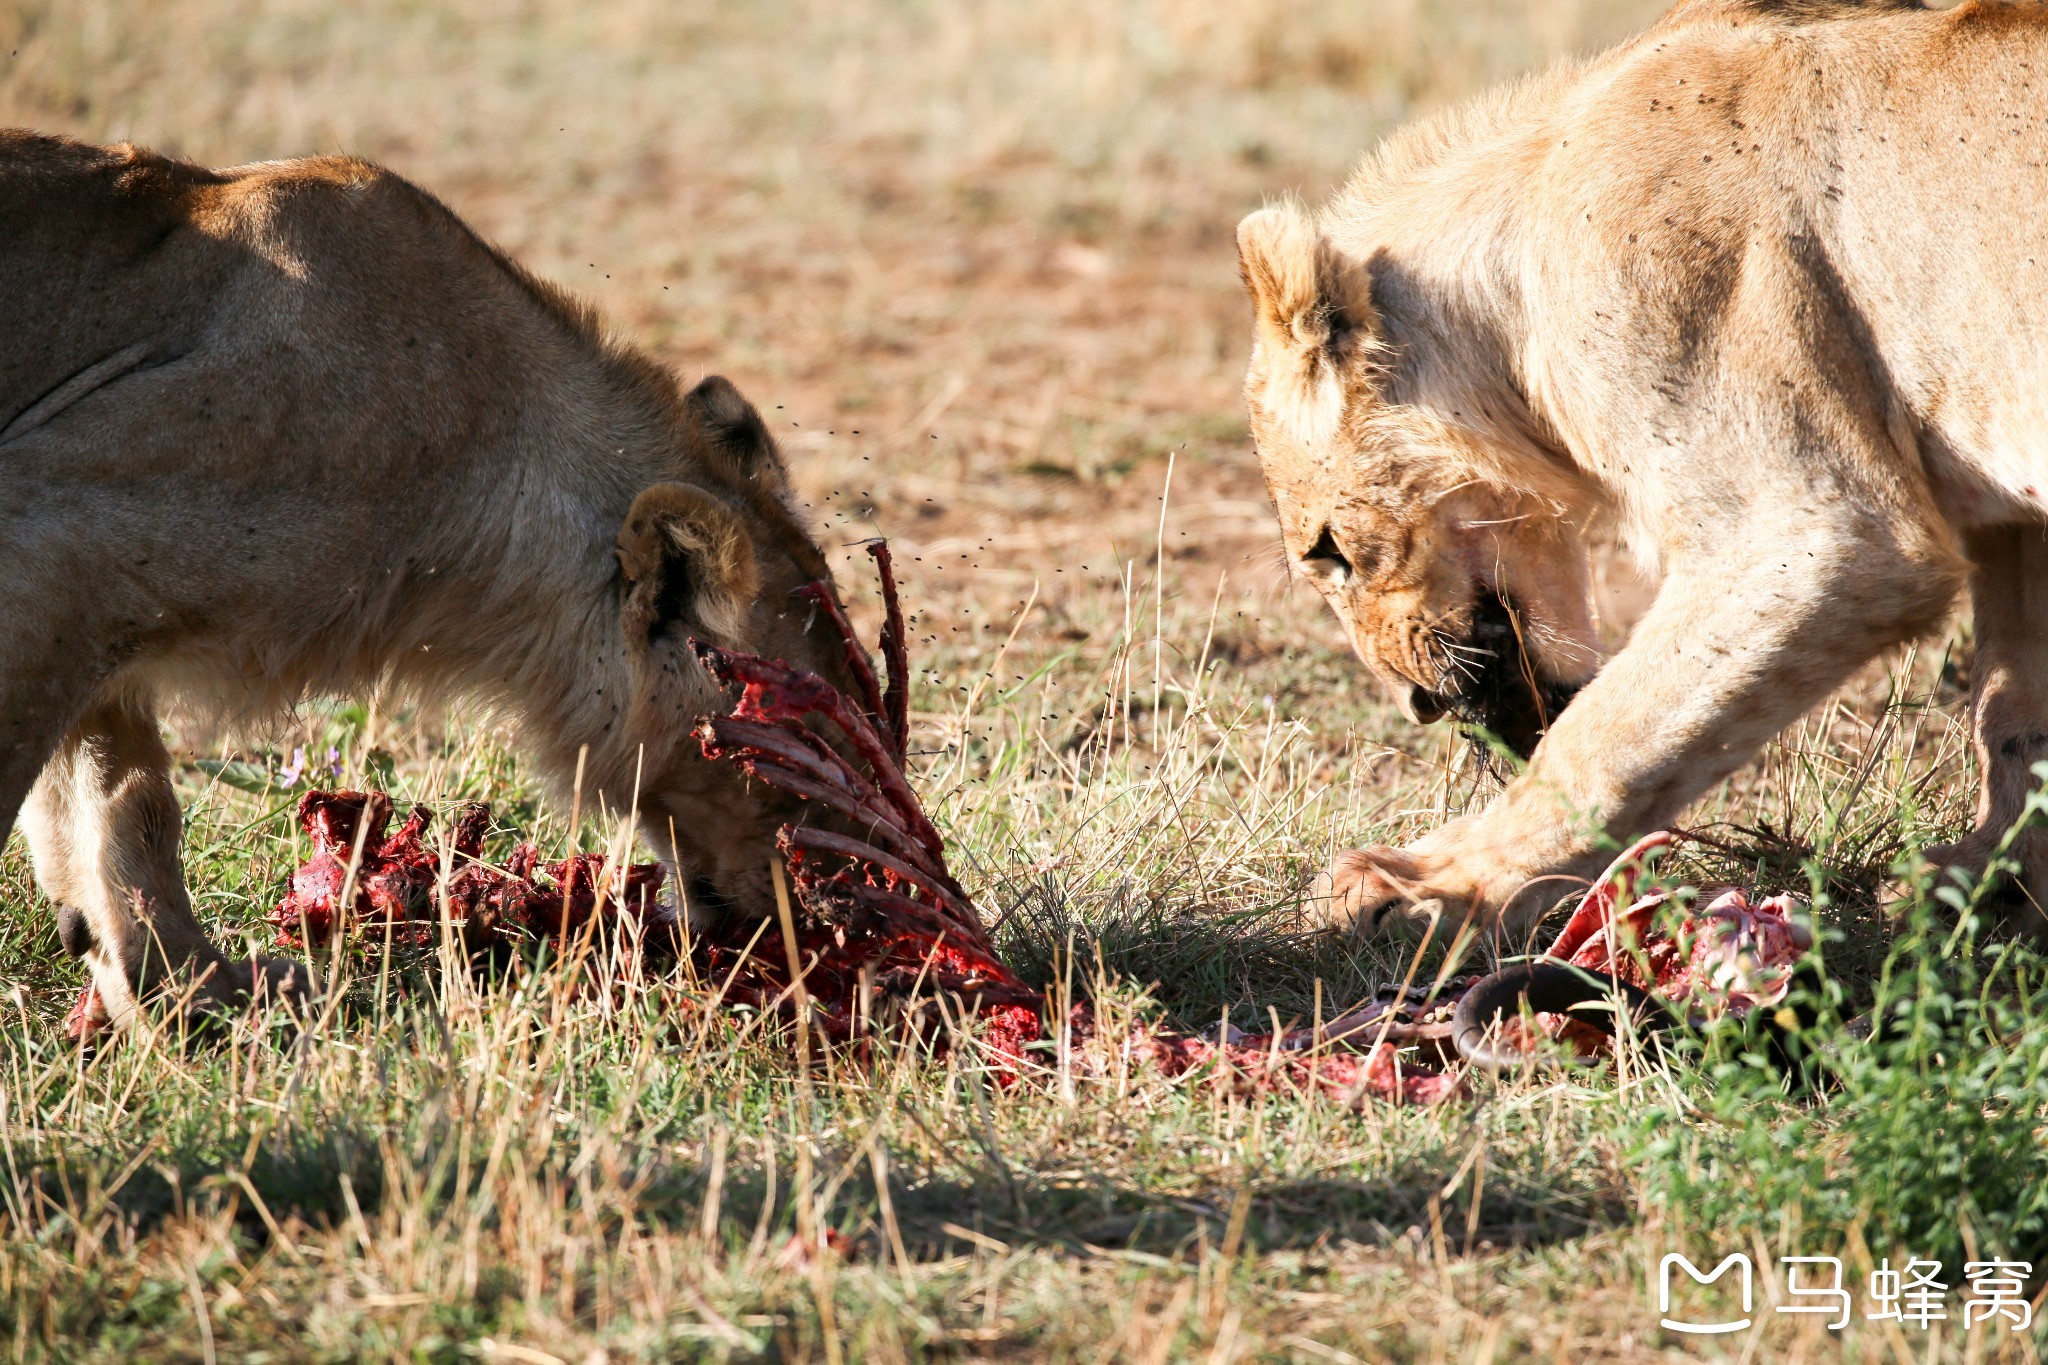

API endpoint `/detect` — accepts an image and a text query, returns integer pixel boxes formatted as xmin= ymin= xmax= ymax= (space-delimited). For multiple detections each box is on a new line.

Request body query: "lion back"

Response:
xmin=0 ymin=133 xmax=245 ymax=427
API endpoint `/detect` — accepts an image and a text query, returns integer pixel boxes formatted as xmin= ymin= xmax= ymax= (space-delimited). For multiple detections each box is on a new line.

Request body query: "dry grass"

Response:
xmin=3 ymin=1 xmax=2043 ymax=1360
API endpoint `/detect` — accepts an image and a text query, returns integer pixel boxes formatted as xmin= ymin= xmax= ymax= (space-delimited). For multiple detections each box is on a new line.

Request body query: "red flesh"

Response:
xmin=268 ymin=789 xmax=673 ymax=956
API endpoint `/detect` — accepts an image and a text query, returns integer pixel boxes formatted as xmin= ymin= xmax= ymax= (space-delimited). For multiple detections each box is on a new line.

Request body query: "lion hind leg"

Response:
xmin=1923 ymin=526 xmax=2048 ymax=933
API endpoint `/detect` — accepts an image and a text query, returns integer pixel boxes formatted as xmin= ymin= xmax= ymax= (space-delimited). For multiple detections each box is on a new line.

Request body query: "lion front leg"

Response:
xmin=21 ymin=693 xmax=310 ymax=1036
xmin=1920 ymin=526 xmax=2048 ymax=933
xmin=1322 ymin=510 xmax=1963 ymax=942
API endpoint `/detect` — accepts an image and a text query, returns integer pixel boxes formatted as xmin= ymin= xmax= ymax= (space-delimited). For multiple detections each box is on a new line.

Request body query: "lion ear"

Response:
xmin=1237 ymin=206 xmax=1375 ymax=446
xmin=616 ymin=482 xmax=761 ymax=649
xmin=1236 ymin=205 xmax=1375 ymax=362
xmin=683 ymin=374 xmax=787 ymax=488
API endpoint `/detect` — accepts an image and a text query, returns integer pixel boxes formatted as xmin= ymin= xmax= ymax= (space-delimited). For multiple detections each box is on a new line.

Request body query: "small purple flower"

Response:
xmin=278 ymin=746 xmax=307 ymax=786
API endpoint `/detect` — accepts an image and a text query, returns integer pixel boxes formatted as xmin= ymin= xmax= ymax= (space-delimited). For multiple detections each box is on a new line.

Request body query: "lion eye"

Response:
xmin=1302 ymin=525 xmax=1353 ymax=586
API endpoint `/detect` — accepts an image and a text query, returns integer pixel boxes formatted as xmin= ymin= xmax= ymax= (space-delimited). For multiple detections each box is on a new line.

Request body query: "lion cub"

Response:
xmin=0 ymin=131 xmax=862 ymax=1031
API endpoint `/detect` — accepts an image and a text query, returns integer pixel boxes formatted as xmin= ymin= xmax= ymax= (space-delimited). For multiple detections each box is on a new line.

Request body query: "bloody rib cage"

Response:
xmin=689 ymin=542 xmax=1042 ymax=1061
xmin=251 ymin=539 xmax=1474 ymax=1100
xmin=264 ymin=541 xmax=1044 ymax=1069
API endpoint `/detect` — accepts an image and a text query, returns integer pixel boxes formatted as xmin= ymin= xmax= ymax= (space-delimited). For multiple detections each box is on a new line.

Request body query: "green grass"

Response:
xmin=5 ymin=650 xmax=2047 ymax=1361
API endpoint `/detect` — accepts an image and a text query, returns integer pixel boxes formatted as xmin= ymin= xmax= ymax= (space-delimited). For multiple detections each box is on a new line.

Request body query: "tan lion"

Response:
xmin=0 ymin=131 xmax=865 ymax=1031
xmin=1238 ymin=0 xmax=2048 ymax=937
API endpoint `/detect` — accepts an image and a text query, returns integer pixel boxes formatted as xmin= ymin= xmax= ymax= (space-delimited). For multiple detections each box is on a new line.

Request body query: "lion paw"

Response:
xmin=1310 ymin=846 xmax=1453 ymax=939
xmin=1909 ymin=833 xmax=2048 ymax=939
xmin=154 ymin=954 xmax=318 ymax=1035
xmin=1917 ymin=831 xmax=2000 ymax=889
xmin=213 ymin=955 xmax=317 ymax=1018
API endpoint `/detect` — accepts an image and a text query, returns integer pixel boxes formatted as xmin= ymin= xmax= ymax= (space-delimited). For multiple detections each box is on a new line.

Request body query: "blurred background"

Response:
xmin=0 ymin=0 xmax=1668 ymax=844
xmin=0 ymin=0 xmax=1665 ymax=625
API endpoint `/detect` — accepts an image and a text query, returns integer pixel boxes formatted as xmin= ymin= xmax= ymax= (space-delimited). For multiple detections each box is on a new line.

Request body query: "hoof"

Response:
xmin=55 ymin=906 xmax=95 ymax=960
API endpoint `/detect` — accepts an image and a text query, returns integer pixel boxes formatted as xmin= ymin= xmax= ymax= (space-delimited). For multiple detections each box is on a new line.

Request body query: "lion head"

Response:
xmin=1235 ymin=202 xmax=1602 ymax=760
xmin=595 ymin=374 xmax=867 ymax=925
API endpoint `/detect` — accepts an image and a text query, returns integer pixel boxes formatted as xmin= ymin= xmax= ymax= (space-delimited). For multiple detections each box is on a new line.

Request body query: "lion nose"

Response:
xmin=1396 ymin=683 xmax=1447 ymax=726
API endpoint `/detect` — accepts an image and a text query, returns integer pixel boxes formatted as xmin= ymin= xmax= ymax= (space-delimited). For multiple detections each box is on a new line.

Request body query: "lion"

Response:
xmin=1236 ymin=0 xmax=2048 ymax=938
xmin=0 ymin=131 xmax=867 ymax=1032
